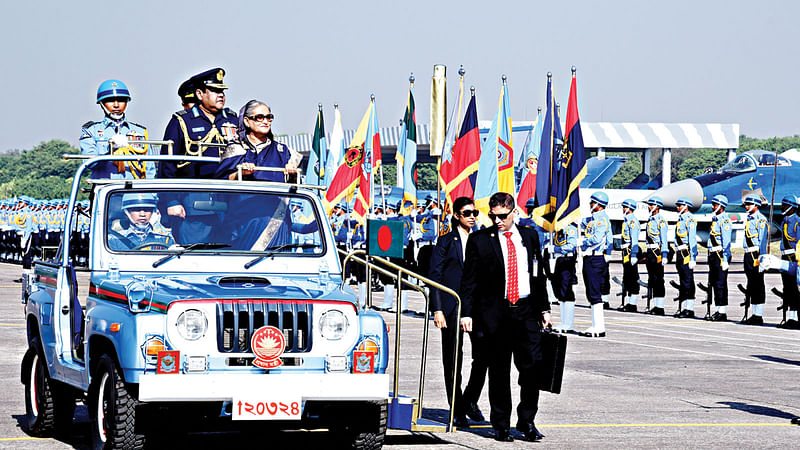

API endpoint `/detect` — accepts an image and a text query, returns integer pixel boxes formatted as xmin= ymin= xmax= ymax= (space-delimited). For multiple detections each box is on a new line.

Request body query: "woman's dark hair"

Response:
xmin=238 ymin=99 xmax=275 ymax=142
xmin=451 ymin=196 xmax=475 ymax=227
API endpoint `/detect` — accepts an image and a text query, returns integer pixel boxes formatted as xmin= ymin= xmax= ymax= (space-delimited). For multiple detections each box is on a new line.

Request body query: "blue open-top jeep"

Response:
xmin=21 ymin=155 xmax=389 ymax=449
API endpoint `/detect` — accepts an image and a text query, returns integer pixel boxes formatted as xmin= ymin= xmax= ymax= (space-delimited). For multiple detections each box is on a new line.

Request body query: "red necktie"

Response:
xmin=505 ymin=231 xmax=519 ymax=304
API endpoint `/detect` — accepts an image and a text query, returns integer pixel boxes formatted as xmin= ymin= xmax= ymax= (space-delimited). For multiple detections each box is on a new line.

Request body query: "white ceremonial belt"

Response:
xmin=782 ymin=249 xmax=796 ymax=256
xmin=585 ymin=250 xmax=605 ymax=256
xmin=745 ymin=246 xmax=759 ymax=253
xmin=647 ymin=244 xmax=660 ymax=249
xmin=709 ymin=245 xmax=722 ymax=252
xmin=676 ymin=244 xmax=688 ymax=251
xmin=621 ymin=243 xmax=631 ymax=249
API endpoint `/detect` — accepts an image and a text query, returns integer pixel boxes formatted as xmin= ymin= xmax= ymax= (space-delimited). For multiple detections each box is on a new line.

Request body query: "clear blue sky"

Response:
xmin=2 ymin=0 xmax=797 ymax=152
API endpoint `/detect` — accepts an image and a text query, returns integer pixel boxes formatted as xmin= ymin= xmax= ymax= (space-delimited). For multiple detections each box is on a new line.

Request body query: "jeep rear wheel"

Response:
xmin=334 ymin=400 xmax=387 ymax=450
xmin=23 ymin=337 xmax=75 ymax=436
xmin=90 ymin=354 xmax=144 ymax=450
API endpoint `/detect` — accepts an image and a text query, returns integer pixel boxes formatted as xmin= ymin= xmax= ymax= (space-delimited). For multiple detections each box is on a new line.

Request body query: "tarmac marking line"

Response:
xmin=610 ymin=326 xmax=800 ymax=354
xmin=466 ymin=422 xmax=793 ymax=429
xmin=0 ymin=324 xmax=25 ymax=327
xmin=601 ymin=337 xmax=800 ymax=369
xmin=0 ymin=436 xmax=52 ymax=441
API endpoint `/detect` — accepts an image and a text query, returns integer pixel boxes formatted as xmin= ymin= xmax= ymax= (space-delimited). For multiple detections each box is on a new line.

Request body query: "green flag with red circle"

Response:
xmin=367 ymin=219 xmax=404 ymax=258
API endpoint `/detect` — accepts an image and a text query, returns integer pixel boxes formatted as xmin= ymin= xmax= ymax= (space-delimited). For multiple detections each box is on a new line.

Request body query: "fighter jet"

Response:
xmin=648 ymin=150 xmax=797 ymax=243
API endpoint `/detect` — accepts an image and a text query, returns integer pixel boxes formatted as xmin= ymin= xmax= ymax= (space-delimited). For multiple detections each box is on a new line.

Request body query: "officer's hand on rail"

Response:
xmin=167 ymin=204 xmax=186 ymax=219
xmin=434 ymin=311 xmax=446 ymax=329
xmin=460 ymin=317 xmax=472 ymax=332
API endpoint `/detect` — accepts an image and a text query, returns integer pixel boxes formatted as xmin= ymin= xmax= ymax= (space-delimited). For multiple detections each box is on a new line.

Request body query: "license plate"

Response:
xmin=232 ymin=397 xmax=302 ymax=420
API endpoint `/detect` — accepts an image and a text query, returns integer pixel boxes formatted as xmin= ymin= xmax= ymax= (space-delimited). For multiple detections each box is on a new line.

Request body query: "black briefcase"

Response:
xmin=536 ymin=330 xmax=567 ymax=394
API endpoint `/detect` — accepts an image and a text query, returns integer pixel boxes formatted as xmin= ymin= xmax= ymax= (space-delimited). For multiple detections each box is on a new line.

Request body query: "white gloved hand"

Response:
xmin=758 ymin=254 xmax=779 ymax=271
xmin=109 ymin=134 xmax=129 ymax=149
xmin=661 ymin=258 xmax=668 ymax=267
xmin=630 ymin=257 xmax=637 ymax=266
xmin=688 ymin=260 xmax=696 ymax=270
xmin=721 ymin=259 xmax=729 ymax=271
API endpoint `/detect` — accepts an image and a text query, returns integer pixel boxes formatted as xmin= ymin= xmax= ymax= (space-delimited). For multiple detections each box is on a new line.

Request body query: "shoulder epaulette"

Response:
xmin=82 ymin=120 xmax=100 ymax=129
xmin=174 ymin=109 xmax=190 ymax=117
xmin=128 ymin=121 xmax=147 ymax=130
xmin=223 ymin=107 xmax=238 ymax=118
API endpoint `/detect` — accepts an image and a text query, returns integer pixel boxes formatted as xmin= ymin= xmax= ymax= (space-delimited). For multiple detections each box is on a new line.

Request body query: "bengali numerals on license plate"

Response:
xmin=233 ymin=398 xmax=302 ymax=420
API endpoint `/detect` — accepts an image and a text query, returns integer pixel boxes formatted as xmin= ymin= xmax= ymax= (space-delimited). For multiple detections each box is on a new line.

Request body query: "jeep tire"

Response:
xmin=334 ymin=400 xmax=387 ymax=450
xmin=89 ymin=354 xmax=145 ymax=450
xmin=23 ymin=337 xmax=75 ymax=436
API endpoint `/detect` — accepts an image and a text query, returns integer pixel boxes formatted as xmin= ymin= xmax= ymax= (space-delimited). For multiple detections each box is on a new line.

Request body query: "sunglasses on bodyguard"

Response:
xmin=459 ymin=210 xmax=479 ymax=217
xmin=488 ymin=212 xmax=512 ymax=221
xmin=247 ymin=113 xmax=274 ymax=122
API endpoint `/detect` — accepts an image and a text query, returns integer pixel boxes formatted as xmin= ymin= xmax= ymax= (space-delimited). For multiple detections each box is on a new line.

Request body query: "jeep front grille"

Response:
xmin=217 ymin=301 xmax=312 ymax=353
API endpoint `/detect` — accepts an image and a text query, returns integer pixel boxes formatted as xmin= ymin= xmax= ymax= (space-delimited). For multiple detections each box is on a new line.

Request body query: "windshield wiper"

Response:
xmin=244 ymin=243 xmax=320 ymax=269
xmin=152 ymin=242 xmax=231 ymax=268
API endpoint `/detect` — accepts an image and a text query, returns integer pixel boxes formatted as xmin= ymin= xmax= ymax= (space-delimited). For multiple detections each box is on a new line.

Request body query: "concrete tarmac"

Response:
xmin=1 ymin=255 xmax=799 ymax=449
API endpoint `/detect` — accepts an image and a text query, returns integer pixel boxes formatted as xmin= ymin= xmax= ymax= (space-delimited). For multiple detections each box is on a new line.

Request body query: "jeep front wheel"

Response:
xmin=89 ymin=354 xmax=144 ymax=450
xmin=334 ymin=400 xmax=388 ymax=450
xmin=23 ymin=337 xmax=75 ymax=436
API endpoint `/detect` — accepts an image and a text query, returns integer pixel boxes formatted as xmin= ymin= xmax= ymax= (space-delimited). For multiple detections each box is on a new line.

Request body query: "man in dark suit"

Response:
xmin=460 ymin=192 xmax=552 ymax=442
xmin=430 ymin=197 xmax=487 ymax=428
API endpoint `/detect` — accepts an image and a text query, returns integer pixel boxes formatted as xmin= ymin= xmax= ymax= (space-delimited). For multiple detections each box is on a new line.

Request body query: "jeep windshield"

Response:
xmin=105 ymin=189 xmax=324 ymax=255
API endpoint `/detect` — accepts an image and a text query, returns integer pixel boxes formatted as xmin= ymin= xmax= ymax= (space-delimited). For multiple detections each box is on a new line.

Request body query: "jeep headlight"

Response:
xmin=319 ymin=310 xmax=348 ymax=340
xmin=126 ymin=281 xmax=152 ymax=313
xmin=176 ymin=309 xmax=208 ymax=341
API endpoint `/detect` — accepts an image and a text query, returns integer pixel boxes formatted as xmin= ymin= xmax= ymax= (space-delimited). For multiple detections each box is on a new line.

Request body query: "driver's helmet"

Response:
xmin=122 ymin=193 xmax=157 ymax=211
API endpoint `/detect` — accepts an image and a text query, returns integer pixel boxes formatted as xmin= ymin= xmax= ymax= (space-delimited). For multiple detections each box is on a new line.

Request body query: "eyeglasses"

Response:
xmin=459 ymin=209 xmax=479 ymax=217
xmin=488 ymin=212 xmax=512 ymax=221
xmin=247 ymin=113 xmax=274 ymax=122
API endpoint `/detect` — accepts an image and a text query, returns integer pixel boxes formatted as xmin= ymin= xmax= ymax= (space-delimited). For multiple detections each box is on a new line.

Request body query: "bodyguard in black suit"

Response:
xmin=460 ymin=192 xmax=552 ymax=442
xmin=429 ymin=197 xmax=487 ymax=427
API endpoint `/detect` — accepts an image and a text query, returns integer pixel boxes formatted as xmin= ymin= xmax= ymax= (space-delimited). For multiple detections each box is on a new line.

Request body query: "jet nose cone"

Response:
xmin=647 ymin=179 xmax=704 ymax=212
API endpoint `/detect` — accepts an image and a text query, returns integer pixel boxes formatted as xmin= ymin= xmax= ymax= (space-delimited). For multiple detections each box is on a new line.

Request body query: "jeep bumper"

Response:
xmin=138 ymin=373 xmax=389 ymax=402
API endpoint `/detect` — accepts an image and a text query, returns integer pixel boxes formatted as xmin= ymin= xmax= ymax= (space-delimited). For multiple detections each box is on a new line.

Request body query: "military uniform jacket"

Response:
xmin=159 ymin=106 xmax=238 ymax=179
xmin=675 ymin=212 xmax=698 ymax=263
xmin=646 ymin=212 xmax=669 ymax=261
xmin=581 ymin=210 xmax=612 ymax=255
xmin=622 ymin=213 xmax=640 ymax=263
xmin=80 ymin=117 xmax=154 ymax=179
xmin=553 ymin=224 xmax=577 ymax=257
xmin=743 ymin=210 xmax=768 ymax=265
xmin=708 ymin=213 xmax=732 ymax=261
xmin=780 ymin=214 xmax=799 ymax=261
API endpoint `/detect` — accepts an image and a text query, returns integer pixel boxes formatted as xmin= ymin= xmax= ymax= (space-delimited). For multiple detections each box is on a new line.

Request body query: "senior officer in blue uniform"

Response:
xmin=674 ymin=197 xmax=698 ymax=318
xmin=159 ymin=68 xmax=238 ymax=179
xmin=708 ymin=195 xmax=733 ymax=321
xmin=80 ymin=79 xmax=155 ymax=179
xmin=777 ymin=196 xmax=800 ymax=329
xmin=644 ymin=196 xmax=669 ymax=315
xmin=741 ymin=194 xmax=769 ymax=325
xmin=158 ymin=69 xmax=237 ymax=244
xmin=618 ymin=198 xmax=642 ymax=312
xmin=579 ymin=191 xmax=611 ymax=337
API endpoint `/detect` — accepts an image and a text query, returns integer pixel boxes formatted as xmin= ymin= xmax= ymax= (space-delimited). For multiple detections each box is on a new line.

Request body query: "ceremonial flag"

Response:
xmin=438 ymin=72 xmax=465 ymax=207
xmin=517 ymin=109 xmax=542 ymax=211
xmin=354 ymin=98 xmax=380 ymax=223
xmin=533 ymin=73 xmax=563 ymax=231
xmin=487 ymin=78 xmax=515 ymax=195
xmin=305 ymin=105 xmax=326 ymax=186
xmin=396 ymin=84 xmax=418 ymax=214
xmin=440 ymin=93 xmax=480 ymax=206
xmin=324 ymin=105 xmax=345 ymax=187
xmin=323 ymin=103 xmax=371 ymax=214
xmin=552 ymin=69 xmax=587 ymax=230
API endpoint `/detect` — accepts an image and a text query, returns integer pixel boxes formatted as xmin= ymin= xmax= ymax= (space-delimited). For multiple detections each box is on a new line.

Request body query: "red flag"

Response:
xmin=323 ymin=105 xmax=371 ymax=214
xmin=440 ymin=95 xmax=480 ymax=205
xmin=353 ymin=100 xmax=380 ymax=222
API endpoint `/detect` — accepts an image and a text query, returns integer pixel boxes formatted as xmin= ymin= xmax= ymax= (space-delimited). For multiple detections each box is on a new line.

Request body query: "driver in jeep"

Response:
xmin=108 ymin=193 xmax=175 ymax=251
